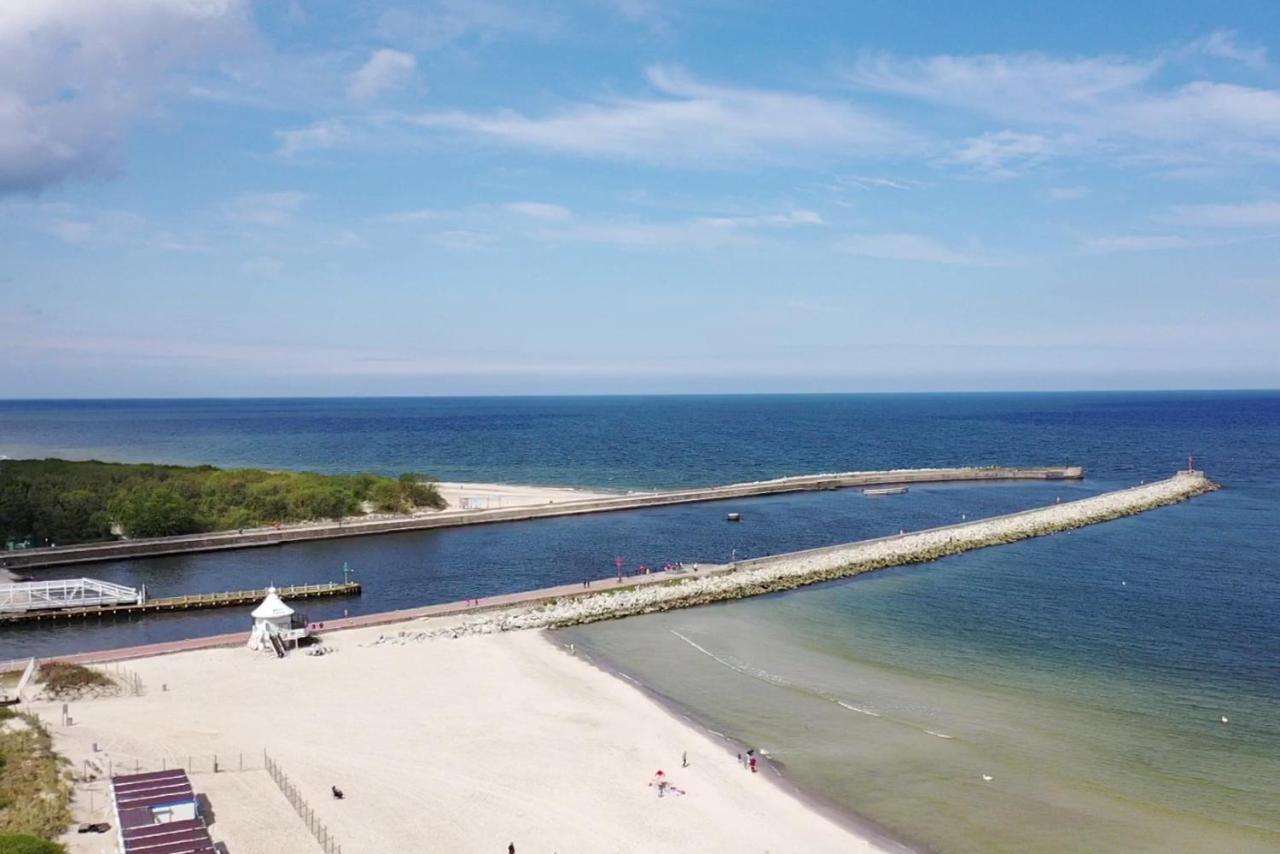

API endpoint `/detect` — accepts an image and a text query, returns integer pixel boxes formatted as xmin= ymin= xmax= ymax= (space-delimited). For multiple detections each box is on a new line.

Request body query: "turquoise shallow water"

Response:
xmin=3 ymin=392 xmax=1278 ymax=850
xmin=564 ymin=487 xmax=1280 ymax=852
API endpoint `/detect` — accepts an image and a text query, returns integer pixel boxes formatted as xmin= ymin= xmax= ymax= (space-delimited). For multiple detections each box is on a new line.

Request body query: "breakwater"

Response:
xmin=410 ymin=471 xmax=1217 ymax=637
xmin=1 ymin=465 xmax=1082 ymax=570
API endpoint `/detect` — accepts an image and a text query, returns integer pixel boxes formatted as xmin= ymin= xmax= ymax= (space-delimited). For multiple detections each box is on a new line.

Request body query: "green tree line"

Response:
xmin=0 ymin=459 xmax=446 ymax=546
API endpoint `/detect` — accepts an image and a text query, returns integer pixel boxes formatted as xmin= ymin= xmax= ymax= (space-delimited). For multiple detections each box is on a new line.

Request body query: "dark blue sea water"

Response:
xmin=0 ymin=391 xmax=1255 ymax=487
xmin=2 ymin=392 xmax=1278 ymax=851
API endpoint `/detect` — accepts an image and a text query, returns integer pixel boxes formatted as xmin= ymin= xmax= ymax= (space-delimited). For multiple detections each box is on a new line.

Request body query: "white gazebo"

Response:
xmin=247 ymin=586 xmax=308 ymax=654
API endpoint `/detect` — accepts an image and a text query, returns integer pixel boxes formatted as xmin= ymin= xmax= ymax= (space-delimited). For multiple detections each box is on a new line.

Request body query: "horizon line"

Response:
xmin=2 ymin=387 xmax=1278 ymax=403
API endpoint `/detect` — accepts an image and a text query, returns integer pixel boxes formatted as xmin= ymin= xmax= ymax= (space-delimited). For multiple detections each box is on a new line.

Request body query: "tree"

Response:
xmin=109 ymin=487 xmax=197 ymax=538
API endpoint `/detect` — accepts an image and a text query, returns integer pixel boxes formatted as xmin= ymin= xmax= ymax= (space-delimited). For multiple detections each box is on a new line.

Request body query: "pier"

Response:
xmin=0 ymin=581 xmax=361 ymax=625
xmin=2 ymin=470 xmax=1214 ymax=669
xmin=1 ymin=465 xmax=1083 ymax=571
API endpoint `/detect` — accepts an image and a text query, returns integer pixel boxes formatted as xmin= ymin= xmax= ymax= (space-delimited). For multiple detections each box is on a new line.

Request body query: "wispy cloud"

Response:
xmin=836 ymin=233 xmax=1004 ymax=266
xmin=1170 ymin=200 xmax=1280 ymax=228
xmin=1083 ymin=234 xmax=1194 ymax=253
xmin=375 ymin=1 xmax=562 ymax=50
xmin=503 ymin=201 xmax=573 ymax=221
xmin=1049 ymin=186 xmax=1090 ymax=200
xmin=380 ymin=200 xmax=823 ymax=248
xmin=228 ymin=191 xmax=312 ymax=226
xmin=846 ymin=35 xmax=1280 ymax=172
xmin=946 ymin=130 xmax=1057 ymax=176
xmin=1180 ymin=29 xmax=1268 ymax=69
xmin=347 ymin=49 xmax=417 ymax=101
xmin=407 ymin=65 xmax=909 ymax=166
xmin=276 ymin=120 xmax=355 ymax=158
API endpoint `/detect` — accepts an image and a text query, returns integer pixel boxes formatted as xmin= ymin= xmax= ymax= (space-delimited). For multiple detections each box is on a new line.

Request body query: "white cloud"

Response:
xmin=382 ymin=207 xmax=446 ymax=223
xmin=229 ymin=191 xmax=311 ymax=226
xmin=1049 ymin=186 xmax=1090 ymax=200
xmin=833 ymin=175 xmax=922 ymax=191
xmin=837 ymin=233 xmax=1002 ymax=266
xmin=847 ymin=38 xmax=1280 ymax=171
xmin=947 ymin=130 xmax=1056 ymax=176
xmin=692 ymin=210 xmax=823 ymax=229
xmin=848 ymin=51 xmax=1156 ymax=125
xmin=503 ymin=201 xmax=572 ymax=221
xmin=411 ymin=65 xmax=908 ymax=166
xmin=1170 ymin=200 xmax=1280 ymax=228
xmin=276 ymin=120 xmax=353 ymax=157
xmin=347 ymin=49 xmax=417 ymax=101
xmin=430 ymin=229 xmax=497 ymax=250
xmin=0 ymin=0 xmax=254 ymax=195
xmin=49 ymin=219 xmax=95 ymax=244
xmin=380 ymin=201 xmax=817 ymax=248
xmin=375 ymin=1 xmax=561 ymax=51
xmin=1084 ymin=234 xmax=1192 ymax=253
xmin=1183 ymin=30 xmax=1267 ymax=69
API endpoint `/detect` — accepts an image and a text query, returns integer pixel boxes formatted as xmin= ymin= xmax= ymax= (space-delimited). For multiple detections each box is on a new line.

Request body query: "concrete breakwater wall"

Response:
xmin=2 ymin=466 xmax=1082 ymax=571
xmin=411 ymin=471 xmax=1217 ymax=638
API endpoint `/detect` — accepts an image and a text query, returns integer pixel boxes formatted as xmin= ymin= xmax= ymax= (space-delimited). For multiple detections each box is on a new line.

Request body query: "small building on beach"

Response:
xmin=247 ymin=586 xmax=309 ymax=654
xmin=110 ymin=769 xmax=215 ymax=852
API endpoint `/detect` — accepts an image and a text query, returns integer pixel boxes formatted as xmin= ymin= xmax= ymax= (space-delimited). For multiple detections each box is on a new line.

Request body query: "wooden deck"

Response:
xmin=0 ymin=581 xmax=361 ymax=624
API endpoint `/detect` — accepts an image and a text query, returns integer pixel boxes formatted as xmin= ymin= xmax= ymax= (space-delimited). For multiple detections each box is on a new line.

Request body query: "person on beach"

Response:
xmin=682 ymin=751 xmax=688 ymax=768
xmin=749 ymin=753 xmax=758 ymax=774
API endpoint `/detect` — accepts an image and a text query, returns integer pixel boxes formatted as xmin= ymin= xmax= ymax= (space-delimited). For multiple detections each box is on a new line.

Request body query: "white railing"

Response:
xmin=0 ymin=578 xmax=141 ymax=613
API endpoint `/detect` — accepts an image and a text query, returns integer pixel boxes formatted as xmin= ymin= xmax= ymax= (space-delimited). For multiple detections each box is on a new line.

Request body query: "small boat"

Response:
xmin=726 ymin=512 xmax=741 ymax=522
xmin=862 ymin=486 xmax=908 ymax=497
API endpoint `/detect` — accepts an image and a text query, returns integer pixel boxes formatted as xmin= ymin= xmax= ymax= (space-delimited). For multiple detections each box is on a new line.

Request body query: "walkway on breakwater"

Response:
xmin=0 ymin=465 xmax=1083 ymax=571
xmin=3 ymin=470 xmax=1215 ymax=670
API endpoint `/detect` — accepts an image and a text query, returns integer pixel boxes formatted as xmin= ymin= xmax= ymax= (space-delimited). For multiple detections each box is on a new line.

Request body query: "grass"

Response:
xmin=35 ymin=664 xmax=114 ymax=699
xmin=0 ymin=834 xmax=67 ymax=854
xmin=0 ymin=713 xmax=71 ymax=845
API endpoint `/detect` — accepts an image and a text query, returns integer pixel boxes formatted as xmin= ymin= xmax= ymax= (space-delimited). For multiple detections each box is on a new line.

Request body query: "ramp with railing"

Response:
xmin=0 ymin=578 xmax=141 ymax=614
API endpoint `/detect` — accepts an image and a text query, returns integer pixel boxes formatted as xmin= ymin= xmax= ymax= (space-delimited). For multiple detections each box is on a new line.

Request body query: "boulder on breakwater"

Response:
xmin=419 ymin=471 xmax=1219 ymax=639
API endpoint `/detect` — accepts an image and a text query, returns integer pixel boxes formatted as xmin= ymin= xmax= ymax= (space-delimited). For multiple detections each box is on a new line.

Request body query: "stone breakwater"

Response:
xmin=406 ymin=472 xmax=1218 ymax=640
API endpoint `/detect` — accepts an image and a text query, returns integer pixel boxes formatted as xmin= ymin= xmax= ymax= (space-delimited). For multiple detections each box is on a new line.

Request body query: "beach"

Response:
xmin=36 ymin=624 xmax=891 ymax=854
xmin=433 ymin=480 xmax=620 ymax=509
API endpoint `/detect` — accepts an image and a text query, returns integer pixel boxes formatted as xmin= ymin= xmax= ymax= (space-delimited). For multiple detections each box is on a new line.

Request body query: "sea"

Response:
xmin=1 ymin=392 xmax=1277 ymax=852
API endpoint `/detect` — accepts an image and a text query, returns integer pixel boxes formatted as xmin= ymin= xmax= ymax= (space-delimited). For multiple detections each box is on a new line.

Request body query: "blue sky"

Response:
xmin=2 ymin=0 xmax=1279 ymax=397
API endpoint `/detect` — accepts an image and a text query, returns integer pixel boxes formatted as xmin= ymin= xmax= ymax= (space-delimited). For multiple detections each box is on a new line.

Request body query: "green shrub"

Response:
xmin=0 ymin=835 xmax=66 ymax=854
xmin=0 ymin=459 xmax=447 ymax=545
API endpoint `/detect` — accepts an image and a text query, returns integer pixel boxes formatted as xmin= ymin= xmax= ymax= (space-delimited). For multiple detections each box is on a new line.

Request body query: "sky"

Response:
xmin=2 ymin=0 xmax=1280 ymax=398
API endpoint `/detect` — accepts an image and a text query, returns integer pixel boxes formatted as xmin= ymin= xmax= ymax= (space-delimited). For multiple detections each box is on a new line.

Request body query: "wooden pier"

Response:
xmin=0 ymin=581 xmax=361 ymax=625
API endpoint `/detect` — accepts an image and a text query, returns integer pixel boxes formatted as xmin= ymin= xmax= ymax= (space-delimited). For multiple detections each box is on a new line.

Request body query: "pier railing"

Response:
xmin=265 ymin=752 xmax=343 ymax=854
xmin=0 ymin=578 xmax=140 ymax=613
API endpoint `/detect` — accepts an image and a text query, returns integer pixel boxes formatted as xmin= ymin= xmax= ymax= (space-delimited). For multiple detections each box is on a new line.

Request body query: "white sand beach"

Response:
xmin=434 ymin=480 xmax=621 ymax=510
xmin=39 ymin=625 xmax=888 ymax=854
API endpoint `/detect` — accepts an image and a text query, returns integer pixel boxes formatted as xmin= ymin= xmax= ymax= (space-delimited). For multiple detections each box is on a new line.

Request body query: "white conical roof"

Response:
xmin=251 ymin=586 xmax=294 ymax=619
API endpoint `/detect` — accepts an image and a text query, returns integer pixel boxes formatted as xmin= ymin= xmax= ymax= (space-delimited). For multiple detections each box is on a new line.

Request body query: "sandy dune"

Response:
xmin=434 ymin=481 xmax=621 ymax=510
xmin=41 ymin=626 xmax=888 ymax=854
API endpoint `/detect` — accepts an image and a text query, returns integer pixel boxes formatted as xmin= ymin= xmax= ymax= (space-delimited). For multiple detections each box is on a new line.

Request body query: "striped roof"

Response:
xmin=110 ymin=769 xmax=215 ymax=853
